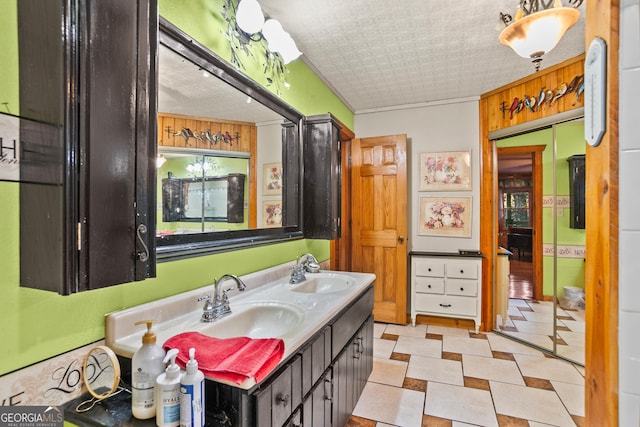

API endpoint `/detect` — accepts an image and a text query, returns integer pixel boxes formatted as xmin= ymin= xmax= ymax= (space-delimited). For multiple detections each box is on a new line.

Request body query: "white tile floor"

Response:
xmin=349 ymin=323 xmax=585 ymax=427
xmin=501 ymin=299 xmax=586 ymax=366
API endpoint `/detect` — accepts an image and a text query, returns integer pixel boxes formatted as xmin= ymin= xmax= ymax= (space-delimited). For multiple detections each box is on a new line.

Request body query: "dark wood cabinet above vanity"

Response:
xmin=303 ymin=114 xmax=342 ymax=240
xmin=18 ymin=0 xmax=158 ymax=294
xmin=16 ymin=6 xmax=345 ymax=292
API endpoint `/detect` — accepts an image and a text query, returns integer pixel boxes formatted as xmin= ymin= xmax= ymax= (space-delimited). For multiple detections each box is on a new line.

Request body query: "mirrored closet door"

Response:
xmin=493 ymin=118 xmax=586 ymax=366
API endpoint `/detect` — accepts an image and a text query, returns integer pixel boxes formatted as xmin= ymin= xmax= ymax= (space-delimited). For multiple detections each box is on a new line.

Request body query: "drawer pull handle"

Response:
xmin=353 ymin=341 xmax=361 ymax=359
xmin=427 ymin=285 xmax=431 ymax=288
xmin=439 ymin=303 xmax=452 ymax=308
xmin=275 ymin=393 xmax=289 ymax=407
xmin=428 ymin=268 xmax=432 ymax=272
xmin=460 ymin=269 xmax=464 ymax=274
xmin=324 ymin=378 xmax=333 ymax=401
xmin=460 ymin=287 xmax=464 ymax=291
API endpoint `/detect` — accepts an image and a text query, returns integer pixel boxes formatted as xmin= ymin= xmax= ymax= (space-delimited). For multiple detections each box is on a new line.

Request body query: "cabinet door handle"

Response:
xmin=324 ymin=378 xmax=333 ymax=401
xmin=353 ymin=341 xmax=361 ymax=359
xmin=136 ymin=224 xmax=149 ymax=262
xmin=439 ymin=303 xmax=452 ymax=308
xmin=275 ymin=393 xmax=289 ymax=407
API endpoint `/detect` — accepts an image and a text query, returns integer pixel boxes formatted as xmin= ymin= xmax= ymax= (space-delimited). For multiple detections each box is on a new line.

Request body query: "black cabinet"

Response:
xmin=567 ymin=154 xmax=585 ymax=229
xmin=332 ymin=316 xmax=373 ymax=427
xmin=303 ymin=114 xmax=341 ymax=240
xmin=18 ymin=0 xmax=157 ymax=293
xmin=161 ymin=174 xmax=246 ymax=223
xmin=204 ymin=286 xmax=374 ymax=427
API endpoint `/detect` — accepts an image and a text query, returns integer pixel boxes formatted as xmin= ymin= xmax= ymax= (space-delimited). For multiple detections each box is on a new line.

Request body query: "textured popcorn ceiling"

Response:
xmin=258 ymin=0 xmax=586 ymax=112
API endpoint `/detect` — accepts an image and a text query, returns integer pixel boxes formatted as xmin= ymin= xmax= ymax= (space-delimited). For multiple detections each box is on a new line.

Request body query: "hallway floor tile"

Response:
xmin=349 ymin=323 xmax=585 ymax=427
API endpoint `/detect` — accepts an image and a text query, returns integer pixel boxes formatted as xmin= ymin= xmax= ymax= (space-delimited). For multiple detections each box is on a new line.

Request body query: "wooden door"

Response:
xmin=351 ymin=135 xmax=408 ymax=324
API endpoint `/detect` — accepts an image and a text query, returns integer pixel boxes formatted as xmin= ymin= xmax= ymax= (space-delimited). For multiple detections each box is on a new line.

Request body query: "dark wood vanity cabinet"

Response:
xmin=18 ymin=0 xmax=157 ymax=293
xmin=567 ymin=154 xmax=585 ymax=229
xmin=303 ymin=114 xmax=342 ymax=240
xmin=207 ymin=286 xmax=374 ymax=427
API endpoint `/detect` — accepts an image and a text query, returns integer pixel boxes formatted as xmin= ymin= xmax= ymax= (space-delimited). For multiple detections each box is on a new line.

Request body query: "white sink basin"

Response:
xmin=105 ymin=263 xmax=376 ymax=389
xmin=197 ymin=301 xmax=305 ymax=339
xmin=289 ymin=273 xmax=354 ymax=294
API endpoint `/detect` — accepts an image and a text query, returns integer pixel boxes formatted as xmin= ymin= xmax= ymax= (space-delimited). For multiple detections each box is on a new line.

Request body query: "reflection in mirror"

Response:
xmin=158 ymin=148 xmax=249 ymax=233
xmin=156 ymin=18 xmax=304 ymax=259
xmin=493 ymin=119 xmax=586 ymax=366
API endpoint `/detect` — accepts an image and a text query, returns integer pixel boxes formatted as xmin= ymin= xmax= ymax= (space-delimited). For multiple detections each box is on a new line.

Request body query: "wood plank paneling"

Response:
xmin=157 ymin=112 xmax=258 ymax=229
xmin=484 ymin=55 xmax=585 ymax=132
xmin=479 ymin=54 xmax=587 ymax=335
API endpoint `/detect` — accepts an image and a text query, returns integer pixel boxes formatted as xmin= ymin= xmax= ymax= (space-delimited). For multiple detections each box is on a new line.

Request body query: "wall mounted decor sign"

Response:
xmin=263 ymin=162 xmax=282 ymax=195
xmin=262 ymin=200 xmax=283 ymax=227
xmin=419 ymin=151 xmax=471 ymax=191
xmin=419 ymin=196 xmax=472 ymax=238
xmin=0 ymin=113 xmax=20 ymax=182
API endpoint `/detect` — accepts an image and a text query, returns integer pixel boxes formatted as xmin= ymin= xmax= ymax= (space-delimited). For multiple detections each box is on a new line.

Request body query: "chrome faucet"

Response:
xmin=201 ymin=274 xmax=247 ymax=322
xmin=289 ymin=253 xmax=321 ymax=284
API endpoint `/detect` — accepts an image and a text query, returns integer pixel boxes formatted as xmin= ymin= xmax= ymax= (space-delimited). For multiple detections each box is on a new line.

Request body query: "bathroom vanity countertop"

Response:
xmin=105 ymin=265 xmax=375 ymax=390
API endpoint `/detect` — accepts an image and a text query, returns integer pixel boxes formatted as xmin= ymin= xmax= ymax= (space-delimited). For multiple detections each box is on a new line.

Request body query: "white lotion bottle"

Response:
xmin=180 ymin=348 xmax=205 ymax=427
xmin=132 ymin=320 xmax=166 ymax=420
xmin=156 ymin=348 xmax=181 ymax=427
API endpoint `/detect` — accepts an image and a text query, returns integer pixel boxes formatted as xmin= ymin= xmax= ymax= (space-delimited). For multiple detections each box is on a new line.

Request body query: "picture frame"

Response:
xmin=419 ymin=196 xmax=472 ymax=238
xmin=262 ymin=162 xmax=282 ymax=195
xmin=419 ymin=151 xmax=471 ymax=191
xmin=262 ymin=200 xmax=283 ymax=228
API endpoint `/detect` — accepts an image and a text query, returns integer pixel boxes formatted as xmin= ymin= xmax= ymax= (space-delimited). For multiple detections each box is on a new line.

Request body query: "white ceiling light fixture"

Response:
xmin=262 ymin=19 xmax=302 ymax=64
xmin=156 ymin=154 xmax=167 ymax=168
xmin=235 ymin=0 xmax=265 ymax=34
xmin=498 ymin=0 xmax=582 ymax=72
xmin=234 ymin=0 xmax=301 ymax=64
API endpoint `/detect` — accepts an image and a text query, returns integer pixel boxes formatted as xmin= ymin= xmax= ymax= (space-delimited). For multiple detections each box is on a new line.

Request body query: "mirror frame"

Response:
xmin=156 ymin=17 xmax=304 ymax=261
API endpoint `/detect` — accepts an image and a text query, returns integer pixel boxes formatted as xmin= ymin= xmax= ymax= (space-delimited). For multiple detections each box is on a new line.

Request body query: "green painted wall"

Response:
xmin=497 ymin=120 xmax=586 ymax=298
xmin=0 ymin=0 xmax=18 ymax=114
xmin=0 ymin=0 xmax=351 ymax=376
xmin=159 ymin=0 xmax=353 ymax=130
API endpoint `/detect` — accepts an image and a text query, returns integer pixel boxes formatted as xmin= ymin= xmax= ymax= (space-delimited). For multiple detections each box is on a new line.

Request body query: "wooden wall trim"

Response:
xmin=157 ymin=112 xmax=259 ymax=228
xmin=482 ymin=54 xmax=585 ymax=98
xmin=331 ymin=117 xmax=355 ymax=271
xmin=480 ymin=55 xmax=588 ymax=334
xmin=585 ymin=0 xmax=619 ymax=425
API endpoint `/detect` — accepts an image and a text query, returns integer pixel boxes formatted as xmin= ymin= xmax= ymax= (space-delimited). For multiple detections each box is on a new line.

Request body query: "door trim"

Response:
xmin=496 ymin=145 xmax=545 ymax=301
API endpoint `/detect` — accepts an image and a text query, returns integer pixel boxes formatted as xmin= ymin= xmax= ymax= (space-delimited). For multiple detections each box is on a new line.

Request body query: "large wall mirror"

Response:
xmin=492 ymin=116 xmax=586 ymax=366
xmin=156 ymin=18 xmax=304 ymax=260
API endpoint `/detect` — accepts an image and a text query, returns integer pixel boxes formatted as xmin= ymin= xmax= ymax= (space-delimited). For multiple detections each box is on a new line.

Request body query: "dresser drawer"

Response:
xmin=414 ymin=294 xmax=477 ymax=317
xmin=415 ymin=277 xmax=445 ymax=294
xmin=446 ymin=262 xmax=478 ymax=279
xmin=446 ymin=279 xmax=478 ymax=297
xmin=414 ymin=260 xmax=445 ymax=277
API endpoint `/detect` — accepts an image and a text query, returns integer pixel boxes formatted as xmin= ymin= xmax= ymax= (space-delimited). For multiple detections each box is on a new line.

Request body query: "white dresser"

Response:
xmin=410 ymin=253 xmax=483 ymax=333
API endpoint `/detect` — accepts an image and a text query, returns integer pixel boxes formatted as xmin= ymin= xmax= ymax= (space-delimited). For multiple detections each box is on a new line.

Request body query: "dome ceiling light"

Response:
xmin=498 ymin=0 xmax=582 ymax=72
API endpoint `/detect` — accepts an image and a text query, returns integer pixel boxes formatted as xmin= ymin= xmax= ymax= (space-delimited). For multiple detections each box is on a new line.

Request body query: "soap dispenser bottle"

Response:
xmin=156 ymin=348 xmax=181 ymax=427
xmin=180 ymin=348 xmax=205 ymax=427
xmin=132 ymin=320 xmax=166 ymax=420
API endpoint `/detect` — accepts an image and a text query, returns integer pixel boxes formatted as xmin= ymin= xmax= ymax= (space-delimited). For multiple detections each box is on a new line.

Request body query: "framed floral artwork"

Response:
xmin=419 ymin=151 xmax=471 ymax=191
xmin=419 ymin=196 xmax=472 ymax=237
xmin=262 ymin=200 xmax=283 ymax=228
xmin=263 ymin=163 xmax=282 ymax=195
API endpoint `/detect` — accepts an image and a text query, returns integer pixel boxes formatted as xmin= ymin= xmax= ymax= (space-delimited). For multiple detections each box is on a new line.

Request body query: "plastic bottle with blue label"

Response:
xmin=156 ymin=348 xmax=181 ymax=427
xmin=180 ymin=347 xmax=205 ymax=427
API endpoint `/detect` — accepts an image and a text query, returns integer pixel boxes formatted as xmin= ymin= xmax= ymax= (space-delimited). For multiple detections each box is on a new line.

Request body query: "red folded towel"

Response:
xmin=163 ymin=332 xmax=284 ymax=385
